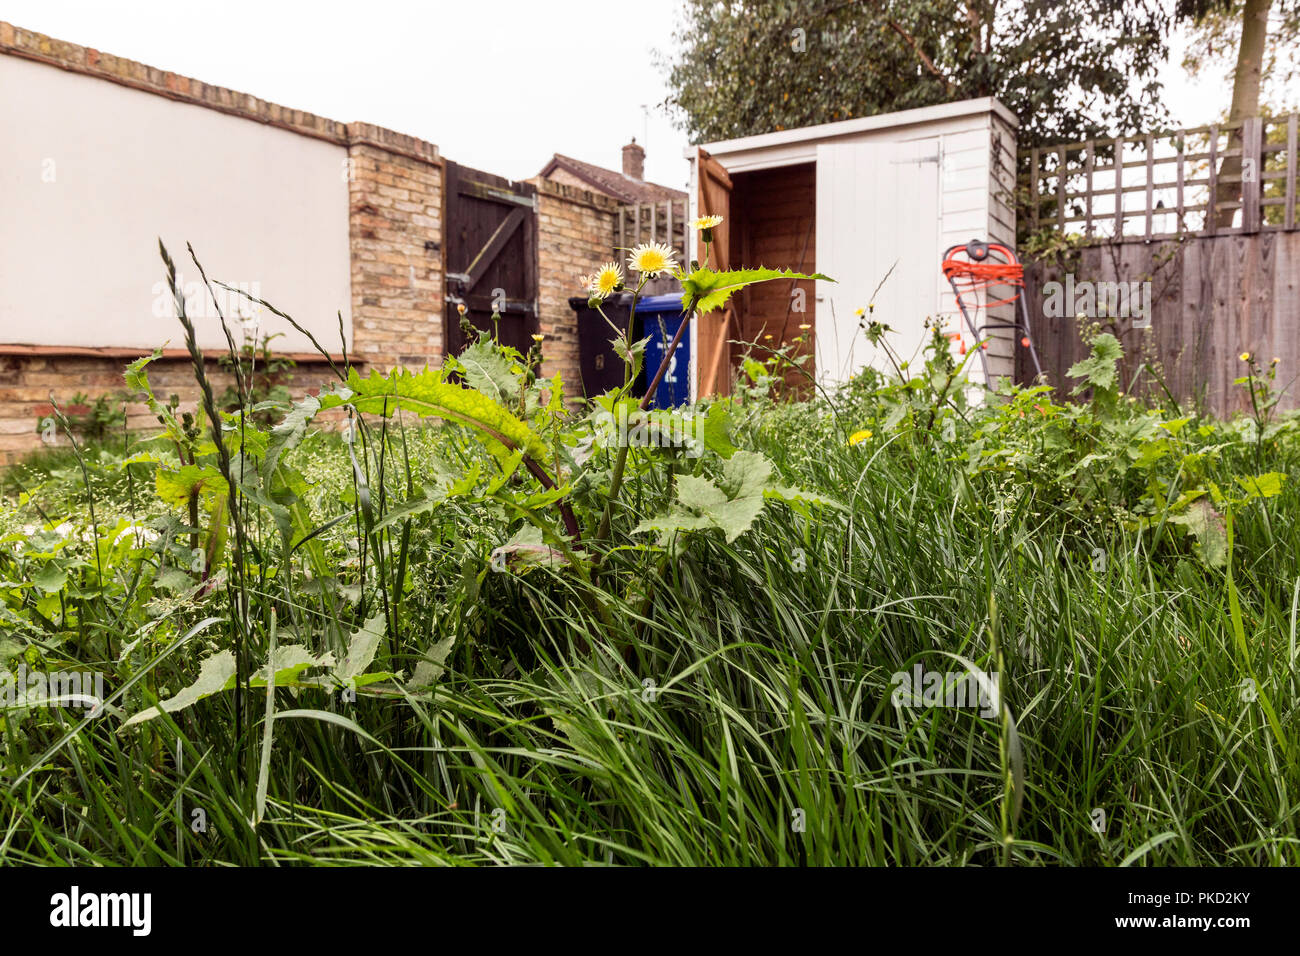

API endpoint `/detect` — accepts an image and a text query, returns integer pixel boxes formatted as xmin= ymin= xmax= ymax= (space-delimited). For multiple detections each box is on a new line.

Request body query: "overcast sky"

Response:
xmin=2 ymin=0 xmax=1239 ymax=191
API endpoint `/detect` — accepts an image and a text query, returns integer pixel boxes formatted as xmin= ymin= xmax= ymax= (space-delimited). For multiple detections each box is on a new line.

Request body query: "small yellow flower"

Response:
xmin=531 ymin=333 xmax=545 ymax=343
xmin=456 ymin=303 xmax=467 ymax=315
xmin=854 ymin=307 xmax=865 ymax=317
xmin=1272 ymin=357 xmax=1281 ymax=365
xmin=627 ymin=242 xmax=678 ymax=276
xmin=764 ymin=334 xmax=774 ymax=340
xmin=1239 ymin=351 xmax=1252 ymax=362
xmin=849 ymin=429 xmax=873 ymax=446
xmin=589 ymin=262 xmax=623 ymax=298
xmin=798 ymin=323 xmax=811 ymax=331
xmin=692 ymin=215 xmax=723 ymax=230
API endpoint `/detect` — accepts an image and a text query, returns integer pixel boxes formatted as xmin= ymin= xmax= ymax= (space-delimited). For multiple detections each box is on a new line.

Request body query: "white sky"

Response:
xmin=1 ymin=0 xmax=693 ymax=189
xmin=1 ymin=0 xmax=1241 ymax=190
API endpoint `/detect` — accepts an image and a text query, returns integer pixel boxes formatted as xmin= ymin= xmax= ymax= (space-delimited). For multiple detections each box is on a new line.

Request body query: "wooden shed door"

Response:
xmin=695 ymin=148 xmax=733 ymax=398
xmin=443 ymin=160 xmax=538 ymax=357
xmin=815 ymin=139 xmax=940 ymax=383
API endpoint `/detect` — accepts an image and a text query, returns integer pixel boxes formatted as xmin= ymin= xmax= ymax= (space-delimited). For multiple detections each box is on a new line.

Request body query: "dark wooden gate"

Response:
xmin=443 ymin=160 xmax=538 ymax=356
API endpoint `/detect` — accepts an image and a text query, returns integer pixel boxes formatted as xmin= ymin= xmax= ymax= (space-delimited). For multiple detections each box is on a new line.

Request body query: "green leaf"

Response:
xmin=1169 ymin=498 xmax=1228 ymax=568
xmin=156 ymin=464 xmax=229 ymax=509
xmin=335 ymin=614 xmax=386 ymax=684
xmin=250 ymin=644 xmax=335 ymax=687
xmin=407 ymin=632 xmax=457 ymax=689
xmin=32 ymin=563 xmax=68 ymax=595
xmin=1067 ymin=333 xmax=1123 ymax=394
xmin=680 ymin=267 xmax=832 ymax=315
xmin=121 ymin=650 xmax=237 ymax=728
xmin=1236 ymin=472 xmax=1287 ymax=499
xmin=264 ymin=394 xmax=321 ymax=478
xmin=452 ymin=340 xmax=520 ymax=406
xmin=635 ymin=450 xmax=836 ymax=543
xmin=319 ymin=366 xmax=550 ymax=467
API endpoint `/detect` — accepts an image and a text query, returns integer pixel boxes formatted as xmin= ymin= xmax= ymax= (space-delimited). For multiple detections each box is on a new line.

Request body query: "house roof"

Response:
xmin=539 ymin=153 xmax=686 ymax=206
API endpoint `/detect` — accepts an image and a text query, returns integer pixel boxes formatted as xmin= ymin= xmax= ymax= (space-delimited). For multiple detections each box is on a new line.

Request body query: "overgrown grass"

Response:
xmin=2 ymin=392 xmax=1296 ymax=864
xmin=1 ymin=257 xmax=1297 ymax=865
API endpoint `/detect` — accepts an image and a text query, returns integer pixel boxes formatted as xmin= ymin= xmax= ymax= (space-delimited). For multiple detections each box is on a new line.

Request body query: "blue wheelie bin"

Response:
xmin=636 ymin=293 xmax=690 ymax=409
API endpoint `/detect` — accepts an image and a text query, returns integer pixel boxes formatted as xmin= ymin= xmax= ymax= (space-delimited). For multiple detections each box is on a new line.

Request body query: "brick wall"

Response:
xmin=346 ymin=134 xmax=444 ymax=371
xmin=531 ymin=178 xmax=620 ymax=397
xmin=0 ymin=351 xmax=342 ymax=463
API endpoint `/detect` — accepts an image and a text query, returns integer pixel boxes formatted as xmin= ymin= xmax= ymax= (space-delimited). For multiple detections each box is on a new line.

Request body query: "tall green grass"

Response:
xmin=2 ymin=374 xmax=1296 ymax=866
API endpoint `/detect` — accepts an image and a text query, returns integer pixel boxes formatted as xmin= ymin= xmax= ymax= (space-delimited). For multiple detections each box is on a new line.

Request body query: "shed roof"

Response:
xmin=688 ymin=97 xmax=1018 ymax=161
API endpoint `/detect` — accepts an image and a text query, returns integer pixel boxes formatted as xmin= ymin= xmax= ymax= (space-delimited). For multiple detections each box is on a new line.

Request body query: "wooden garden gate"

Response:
xmin=443 ymin=160 xmax=538 ymax=356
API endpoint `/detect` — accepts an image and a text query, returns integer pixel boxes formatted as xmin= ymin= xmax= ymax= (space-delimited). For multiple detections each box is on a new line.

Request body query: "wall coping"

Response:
xmin=531 ymin=176 xmax=622 ymax=214
xmin=0 ymin=20 xmax=440 ymax=166
xmin=0 ymin=344 xmax=346 ymax=363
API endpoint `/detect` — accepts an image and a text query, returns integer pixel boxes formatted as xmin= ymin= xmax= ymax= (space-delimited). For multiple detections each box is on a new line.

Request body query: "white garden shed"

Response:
xmin=685 ymin=97 xmax=1019 ymax=397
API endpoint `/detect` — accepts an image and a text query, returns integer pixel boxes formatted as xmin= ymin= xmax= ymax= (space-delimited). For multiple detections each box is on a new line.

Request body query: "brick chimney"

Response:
xmin=622 ymin=138 xmax=645 ymax=180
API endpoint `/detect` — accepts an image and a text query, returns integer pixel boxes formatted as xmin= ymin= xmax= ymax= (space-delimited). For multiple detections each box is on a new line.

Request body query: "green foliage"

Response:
xmin=49 ymin=392 xmax=127 ymax=444
xmin=666 ymin=0 xmax=1171 ymax=147
xmin=217 ymin=331 xmax=295 ymax=425
xmin=680 ymin=266 xmax=831 ymax=315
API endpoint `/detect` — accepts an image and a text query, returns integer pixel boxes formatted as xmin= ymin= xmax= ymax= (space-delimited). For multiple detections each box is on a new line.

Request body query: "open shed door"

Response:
xmin=815 ymin=138 xmax=940 ymax=384
xmin=695 ymin=148 xmax=733 ymax=397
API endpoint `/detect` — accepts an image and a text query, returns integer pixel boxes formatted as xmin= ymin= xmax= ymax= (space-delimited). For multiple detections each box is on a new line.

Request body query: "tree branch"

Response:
xmin=885 ymin=18 xmax=954 ymax=90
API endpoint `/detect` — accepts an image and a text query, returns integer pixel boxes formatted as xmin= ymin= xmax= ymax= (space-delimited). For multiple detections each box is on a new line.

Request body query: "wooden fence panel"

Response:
xmin=1021 ymin=232 xmax=1300 ymax=416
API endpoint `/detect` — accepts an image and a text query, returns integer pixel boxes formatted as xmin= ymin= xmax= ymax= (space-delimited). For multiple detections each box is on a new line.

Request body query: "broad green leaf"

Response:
xmin=32 ymin=563 xmax=68 ymax=595
xmin=264 ymin=394 xmax=321 ymax=478
xmin=1067 ymin=333 xmax=1123 ymax=394
xmin=407 ymin=632 xmax=457 ymax=689
xmin=319 ymin=366 xmax=550 ymax=466
xmin=251 ymin=645 xmax=336 ymax=687
xmin=121 ymin=650 xmax=237 ymax=728
xmin=635 ymin=450 xmax=835 ymax=543
xmin=1169 ymin=498 xmax=1228 ymax=568
xmin=156 ymin=464 xmax=229 ymax=509
xmin=335 ymin=614 xmax=386 ymax=683
xmin=453 ymin=339 xmax=519 ymax=406
xmin=1236 ymin=472 xmax=1287 ymax=499
xmin=370 ymin=484 xmax=449 ymax=532
xmin=680 ymin=267 xmax=832 ymax=315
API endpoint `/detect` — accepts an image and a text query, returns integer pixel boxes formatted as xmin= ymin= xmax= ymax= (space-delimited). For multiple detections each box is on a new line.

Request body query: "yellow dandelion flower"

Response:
xmin=692 ymin=215 xmax=723 ymax=230
xmin=627 ymin=242 xmax=678 ymax=276
xmin=849 ymin=429 xmax=873 ymax=445
xmin=854 ymin=307 xmax=865 ymax=317
xmin=531 ymin=333 xmax=545 ymax=343
xmin=590 ymin=262 xmax=623 ymax=298
xmin=456 ymin=303 xmax=467 ymax=315
xmin=764 ymin=334 xmax=774 ymax=340
xmin=1272 ymin=357 xmax=1281 ymax=365
xmin=1240 ymin=351 xmax=1252 ymax=362
xmin=798 ymin=323 xmax=811 ymax=330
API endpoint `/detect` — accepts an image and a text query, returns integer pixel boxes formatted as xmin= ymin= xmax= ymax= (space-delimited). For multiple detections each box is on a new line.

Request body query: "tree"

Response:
xmin=664 ymin=0 xmax=1171 ymax=148
xmin=1178 ymin=0 xmax=1298 ymax=225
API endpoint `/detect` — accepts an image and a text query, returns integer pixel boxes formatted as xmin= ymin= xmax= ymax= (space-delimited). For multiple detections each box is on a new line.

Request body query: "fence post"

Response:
xmin=1113 ymin=136 xmax=1124 ymax=240
xmin=1287 ymin=113 xmax=1298 ymax=231
xmin=1206 ymin=125 xmax=1219 ymax=236
xmin=1242 ymin=117 xmax=1263 ymax=234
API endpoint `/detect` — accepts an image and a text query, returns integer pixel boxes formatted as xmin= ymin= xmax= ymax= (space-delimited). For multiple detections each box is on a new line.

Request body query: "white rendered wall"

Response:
xmin=0 ymin=54 xmax=352 ymax=352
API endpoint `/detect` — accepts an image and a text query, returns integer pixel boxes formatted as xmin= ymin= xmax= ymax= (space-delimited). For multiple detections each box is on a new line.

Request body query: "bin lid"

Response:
xmin=635 ymin=293 xmax=685 ymax=314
